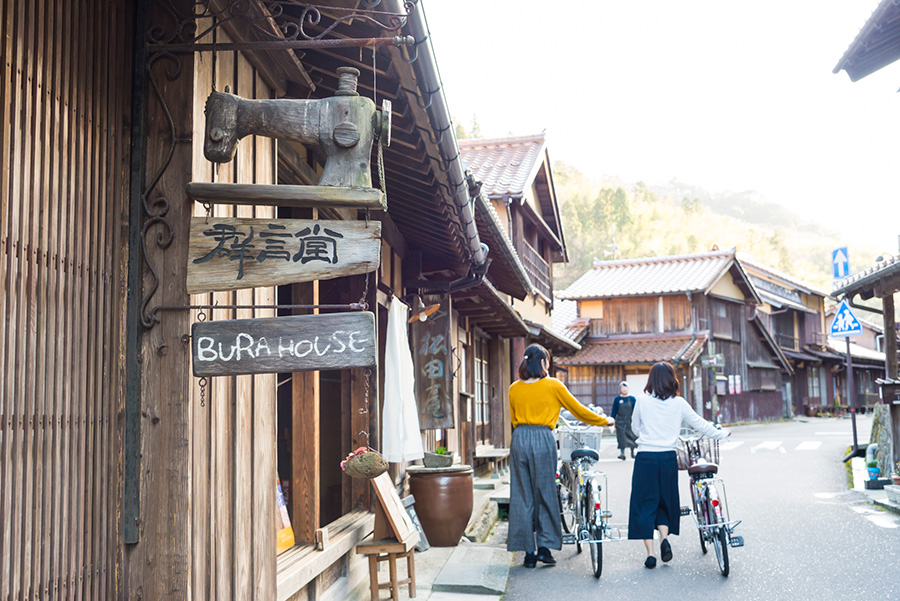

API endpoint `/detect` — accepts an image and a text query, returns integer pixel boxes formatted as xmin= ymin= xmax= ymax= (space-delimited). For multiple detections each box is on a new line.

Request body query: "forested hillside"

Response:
xmin=553 ymin=162 xmax=883 ymax=292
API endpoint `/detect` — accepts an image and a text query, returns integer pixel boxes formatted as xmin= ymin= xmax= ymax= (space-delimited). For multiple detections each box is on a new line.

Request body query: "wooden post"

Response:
xmin=884 ymin=294 xmax=900 ymax=468
xmin=292 ymin=280 xmax=319 ymax=545
xmin=126 ymin=0 xmax=194 ymax=597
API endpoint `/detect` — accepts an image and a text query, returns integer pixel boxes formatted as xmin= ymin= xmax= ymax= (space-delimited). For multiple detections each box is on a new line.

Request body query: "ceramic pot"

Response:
xmin=867 ymin=467 xmax=881 ymax=481
xmin=892 ymin=475 xmax=900 ymax=486
xmin=407 ymin=465 xmax=473 ymax=546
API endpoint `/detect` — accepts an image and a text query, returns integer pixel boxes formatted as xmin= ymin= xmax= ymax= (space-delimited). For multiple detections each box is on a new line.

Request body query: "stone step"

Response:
xmin=432 ymin=544 xmax=512 ymax=596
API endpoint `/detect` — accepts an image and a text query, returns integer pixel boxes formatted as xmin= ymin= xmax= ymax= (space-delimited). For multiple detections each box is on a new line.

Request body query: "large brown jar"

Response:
xmin=407 ymin=465 xmax=474 ymax=547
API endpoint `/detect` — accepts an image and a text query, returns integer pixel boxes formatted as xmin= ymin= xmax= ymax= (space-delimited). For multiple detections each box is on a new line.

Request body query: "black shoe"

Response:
xmin=618 ymin=454 xmax=626 ymax=460
xmin=644 ymin=556 xmax=657 ymax=569
xmin=524 ymin=553 xmax=537 ymax=568
xmin=630 ymin=450 xmax=636 ymax=458
xmin=536 ymin=547 xmax=556 ymax=565
xmin=660 ymin=539 xmax=673 ymax=563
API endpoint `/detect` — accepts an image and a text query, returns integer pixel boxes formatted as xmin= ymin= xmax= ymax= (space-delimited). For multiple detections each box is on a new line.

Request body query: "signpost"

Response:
xmin=832 ymin=247 xmax=850 ymax=280
xmin=411 ymin=296 xmax=454 ymax=430
xmin=831 ymin=299 xmax=864 ymax=461
xmin=191 ymin=312 xmax=376 ymax=377
xmin=187 ymin=217 xmax=381 ymax=294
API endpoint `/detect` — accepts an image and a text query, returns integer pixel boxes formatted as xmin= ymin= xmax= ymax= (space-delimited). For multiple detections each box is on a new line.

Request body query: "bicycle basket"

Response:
xmin=676 ymin=437 xmax=719 ymax=471
xmin=556 ymin=425 xmax=604 ymax=461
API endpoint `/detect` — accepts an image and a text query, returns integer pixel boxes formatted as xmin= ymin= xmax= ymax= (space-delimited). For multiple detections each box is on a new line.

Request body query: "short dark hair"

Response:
xmin=644 ymin=362 xmax=679 ymax=399
xmin=518 ymin=344 xmax=549 ymax=380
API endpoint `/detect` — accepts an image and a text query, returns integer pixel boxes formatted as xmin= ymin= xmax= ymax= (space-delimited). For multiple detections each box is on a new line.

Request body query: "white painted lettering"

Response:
xmin=294 ymin=339 xmax=313 ymax=358
xmin=234 ymin=333 xmax=255 ymax=360
xmin=331 ymin=331 xmax=346 ymax=353
xmin=256 ymin=337 xmax=272 ymax=357
xmin=348 ymin=330 xmax=367 ymax=353
xmin=218 ymin=342 xmax=237 ymax=361
xmin=197 ymin=337 xmax=218 ymax=361
xmin=314 ymin=336 xmax=331 ymax=356
xmin=278 ymin=337 xmax=293 ymax=358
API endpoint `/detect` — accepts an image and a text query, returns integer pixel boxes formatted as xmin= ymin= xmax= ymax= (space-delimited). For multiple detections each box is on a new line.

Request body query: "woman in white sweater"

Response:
xmin=628 ymin=362 xmax=730 ymax=569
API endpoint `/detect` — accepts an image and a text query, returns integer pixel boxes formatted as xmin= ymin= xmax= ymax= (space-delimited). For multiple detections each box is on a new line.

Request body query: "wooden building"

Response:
xmin=554 ymin=249 xmax=792 ymax=423
xmin=0 ymin=1 xmax=572 ymax=600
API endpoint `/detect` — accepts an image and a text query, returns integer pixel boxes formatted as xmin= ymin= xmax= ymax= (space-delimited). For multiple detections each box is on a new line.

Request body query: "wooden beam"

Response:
xmin=884 ymin=294 xmax=897 ymax=380
xmin=186 ymin=182 xmax=385 ymax=210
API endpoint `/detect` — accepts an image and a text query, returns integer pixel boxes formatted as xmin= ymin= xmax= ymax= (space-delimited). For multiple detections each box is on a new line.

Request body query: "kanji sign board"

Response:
xmin=187 ymin=217 xmax=381 ymax=294
xmin=191 ymin=312 xmax=376 ymax=377
xmin=830 ymin=299 xmax=862 ymax=338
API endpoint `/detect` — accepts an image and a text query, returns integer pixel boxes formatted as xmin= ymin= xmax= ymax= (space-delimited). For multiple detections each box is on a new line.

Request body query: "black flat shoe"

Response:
xmin=524 ymin=553 xmax=537 ymax=568
xmin=660 ymin=539 xmax=672 ymax=563
xmin=618 ymin=454 xmax=626 ymax=460
xmin=536 ymin=547 xmax=556 ymax=565
xmin=644 ymin=556 xmax=657 ymax=569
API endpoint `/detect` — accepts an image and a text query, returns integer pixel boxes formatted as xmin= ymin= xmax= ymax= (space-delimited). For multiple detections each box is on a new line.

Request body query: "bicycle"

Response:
xmin=556 ymin=416 xmax=622 ymax=578
xmin=677 ymin=431 xmax=744 ymax=576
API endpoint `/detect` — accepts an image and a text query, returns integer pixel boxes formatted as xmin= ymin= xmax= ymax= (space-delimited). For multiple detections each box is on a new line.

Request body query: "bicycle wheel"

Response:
xmin=558 ymin=479 xmax=575 ymax=534
xmin=589 ymin=524 xmax=603 ymax=578
xmin=699 ymin=529 xmax=707 ymax=555
xmin=692 ymin=488 xmax=707 ymax=555
xmin=711 ymin=526 xmax=729 ymax=576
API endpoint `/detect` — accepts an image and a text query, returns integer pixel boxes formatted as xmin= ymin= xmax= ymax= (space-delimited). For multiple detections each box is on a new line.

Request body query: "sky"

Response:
xmin=423 ymin=0 xmax=900 ymax=257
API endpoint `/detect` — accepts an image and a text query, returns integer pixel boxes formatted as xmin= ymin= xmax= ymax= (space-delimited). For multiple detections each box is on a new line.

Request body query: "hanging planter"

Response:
xmin=341 ymin=447 xmax=388 ymax=479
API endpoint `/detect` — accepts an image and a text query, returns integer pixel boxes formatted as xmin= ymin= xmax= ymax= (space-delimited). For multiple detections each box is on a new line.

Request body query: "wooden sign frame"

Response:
xmin=191 ymin=312 xmax=376 ymax=377
xmin=371 ymin=473 xmax=416 ymax=543
xmin=187 ymin=216 xmax=381 ymax=294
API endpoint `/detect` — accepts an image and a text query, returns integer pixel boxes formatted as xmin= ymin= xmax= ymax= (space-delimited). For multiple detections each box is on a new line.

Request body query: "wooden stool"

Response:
xmin=356 ymin=537 xmax=416 ymax=600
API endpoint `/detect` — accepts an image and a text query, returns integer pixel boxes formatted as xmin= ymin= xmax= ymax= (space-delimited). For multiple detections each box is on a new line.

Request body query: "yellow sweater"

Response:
xmin=509 ymin=377 xmax=610 ymax=428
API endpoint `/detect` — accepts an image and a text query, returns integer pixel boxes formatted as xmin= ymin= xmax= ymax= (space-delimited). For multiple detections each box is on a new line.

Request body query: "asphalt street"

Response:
xmin=504 ymin=415 xmax=900 ymax=601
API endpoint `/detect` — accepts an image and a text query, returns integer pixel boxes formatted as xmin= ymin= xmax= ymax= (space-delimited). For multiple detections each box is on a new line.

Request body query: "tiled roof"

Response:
xmin=459 ymin=133 xmax=546 ymax=198
xmin=826 ymin=337 xmax=886 ymax=363
xmin=739 ymin=254 xmax=828 ymax=298
xmin=559 ymin=334 xmax=708 ymax=366
xmin=833 ymin=253 xmax=900 ymax=296
xmin=557 ymin=249 xmax=737 ymax=300
xmin=551 ymin=299 xmax=589 ymax=342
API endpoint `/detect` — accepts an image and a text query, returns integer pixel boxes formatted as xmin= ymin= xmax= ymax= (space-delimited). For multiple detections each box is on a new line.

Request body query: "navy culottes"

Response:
xmin=628 ymin=451 xmax=680 ymax=539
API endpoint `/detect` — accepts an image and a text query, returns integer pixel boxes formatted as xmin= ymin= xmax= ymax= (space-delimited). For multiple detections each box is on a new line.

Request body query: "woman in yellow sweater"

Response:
xmin=507 ymin=344 xmax=614 ymax=568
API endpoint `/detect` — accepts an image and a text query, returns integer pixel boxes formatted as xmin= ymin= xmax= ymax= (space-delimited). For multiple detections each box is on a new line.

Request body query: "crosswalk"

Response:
xmin=720 ymin=440 xmax=825 ymax=453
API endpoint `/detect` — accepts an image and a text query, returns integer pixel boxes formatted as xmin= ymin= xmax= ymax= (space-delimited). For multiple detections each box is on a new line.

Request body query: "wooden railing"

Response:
xmin=522 ymin=241 xmax=552 ymax=299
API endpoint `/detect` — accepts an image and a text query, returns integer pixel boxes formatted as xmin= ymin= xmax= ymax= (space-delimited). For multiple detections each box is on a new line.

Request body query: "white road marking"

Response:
xmin=796 ymin=441 xmax=823 ymax=451
xmin=750 ymin=440 xmax=783 ymax=453
xmin=719 ymin=441 xmax=744 ymax=451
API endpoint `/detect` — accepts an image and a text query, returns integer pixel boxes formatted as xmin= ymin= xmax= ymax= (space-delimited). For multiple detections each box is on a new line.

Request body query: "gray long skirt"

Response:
xmin=507 ymin=425 xmax=562 ymax=553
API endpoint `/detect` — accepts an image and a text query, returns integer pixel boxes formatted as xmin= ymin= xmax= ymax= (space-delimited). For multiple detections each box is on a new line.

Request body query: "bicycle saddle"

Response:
xmin=687 ymin=461 xmax=718 ymax=475
xmin=570 ymin=448 xmax=599 ymax=462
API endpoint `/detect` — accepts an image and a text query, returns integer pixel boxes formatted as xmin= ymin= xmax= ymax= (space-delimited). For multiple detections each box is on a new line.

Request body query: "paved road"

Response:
xmin=504 ymin=416 xmax=900 ymax=601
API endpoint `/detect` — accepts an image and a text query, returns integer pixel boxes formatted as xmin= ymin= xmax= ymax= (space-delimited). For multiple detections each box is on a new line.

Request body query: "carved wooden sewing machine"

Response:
xmin=202 ymin=66 xmax=390 ymax=189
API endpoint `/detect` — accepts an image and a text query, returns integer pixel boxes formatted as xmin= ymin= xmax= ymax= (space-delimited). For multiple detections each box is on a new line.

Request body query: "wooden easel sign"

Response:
xmin=191 ymin=312 xmax=376 ymax=377
xmin=186 ymin=216 xmax=381 ymax=294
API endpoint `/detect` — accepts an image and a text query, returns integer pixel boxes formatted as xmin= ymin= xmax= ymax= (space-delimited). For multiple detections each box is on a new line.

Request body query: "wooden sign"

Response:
xmin=411 ymin=296 xmax=454 ymax=430
xmin=186 ymin=183 xmax=385 ymax=211
xmin=186 ymin=217 xmax=381 ymax=294
xmin=191 ymin=312 xmax=376 ymax=377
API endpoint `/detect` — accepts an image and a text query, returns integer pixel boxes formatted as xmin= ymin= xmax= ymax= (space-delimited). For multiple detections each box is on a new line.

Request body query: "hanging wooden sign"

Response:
xmin=411 ymin=296 xmax=454 ymax=430
xmin=186 ymin=217 xmax=381 ymax=294
xmin=191 ymin=312 xmax=376 ymax=377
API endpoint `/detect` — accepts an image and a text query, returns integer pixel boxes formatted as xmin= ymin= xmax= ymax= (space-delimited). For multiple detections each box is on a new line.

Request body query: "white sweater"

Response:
xmin=632 ymin=393 xmax=729 ymax=453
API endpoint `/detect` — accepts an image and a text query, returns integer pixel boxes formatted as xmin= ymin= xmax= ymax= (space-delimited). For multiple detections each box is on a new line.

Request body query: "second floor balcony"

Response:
xmin=522 ymin=240 xmax=552 ymax=299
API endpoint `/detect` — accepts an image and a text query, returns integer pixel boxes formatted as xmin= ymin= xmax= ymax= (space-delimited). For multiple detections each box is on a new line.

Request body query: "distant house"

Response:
xmin=460 ymin=133 xmax=577 ymax=362
xmin=554 ymin=249 xmax=792 ymax=422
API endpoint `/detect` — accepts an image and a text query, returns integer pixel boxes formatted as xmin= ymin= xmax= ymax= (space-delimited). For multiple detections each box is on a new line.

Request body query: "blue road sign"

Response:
xmin=830 ymin=299 xmax=862 ymax=337
xmin=832 ymin=247 xmax=850 ymax=279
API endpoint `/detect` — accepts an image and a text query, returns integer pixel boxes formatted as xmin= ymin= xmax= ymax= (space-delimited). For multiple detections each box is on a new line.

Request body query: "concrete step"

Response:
xmin=432 ymin=543 xmax=513 ymax=596
xmin=489 ymin=484 xmax=510 ymax=506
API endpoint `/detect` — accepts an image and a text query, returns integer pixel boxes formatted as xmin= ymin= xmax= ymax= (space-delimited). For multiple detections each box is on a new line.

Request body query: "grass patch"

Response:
xmin=844 ymin=445 xmax=854 ymax=489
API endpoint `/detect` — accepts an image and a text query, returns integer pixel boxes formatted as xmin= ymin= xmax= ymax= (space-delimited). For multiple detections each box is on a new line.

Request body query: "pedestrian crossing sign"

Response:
xmin=830 ymin=299 xmax=862 ymax=337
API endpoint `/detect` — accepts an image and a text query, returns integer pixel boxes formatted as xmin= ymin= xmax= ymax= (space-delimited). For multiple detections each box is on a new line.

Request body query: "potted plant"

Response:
xmin=866 ymin=459 xmax=881 ymax=481
xmin=423 ymin=446 xmax=453 ymax=468
xmin=892 ymin=462 xmax=900 ymax=486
